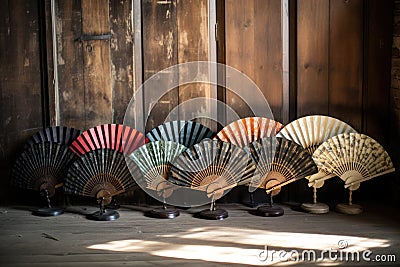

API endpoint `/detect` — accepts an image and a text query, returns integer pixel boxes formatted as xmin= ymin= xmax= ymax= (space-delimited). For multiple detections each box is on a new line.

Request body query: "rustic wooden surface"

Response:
xmin=0 ymin=203 xmax=399 ymax=266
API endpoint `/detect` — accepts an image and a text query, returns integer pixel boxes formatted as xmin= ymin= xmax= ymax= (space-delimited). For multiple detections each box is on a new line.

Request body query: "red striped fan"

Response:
xmin=70 ymin=124 xmax=146 ymax=156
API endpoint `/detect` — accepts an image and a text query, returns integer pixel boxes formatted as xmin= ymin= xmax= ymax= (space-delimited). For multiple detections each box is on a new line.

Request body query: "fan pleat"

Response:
xmin=27 ymin=126 xmax=82 ymax=146
xmin=128 ymin=141 xmax=186 ymax=190
xmin=245 ymin=137 xmax=318 ymax=190
xmin=65 ymin=149 xmax=134 ymax=197
xmin=70 ymin=124 xmax=145 ymax=156
xmin=146 ymin=120 xmax=214 ymax=148
xmin=216 ymin=117 xmax=283 ymax=148
xmin=11 ymin=143 xmax=77 ymax=192
xmin=313 ymin=133 xmax=395 ymax=187
xmin=170 ymin=140 xmax=255 ymax=193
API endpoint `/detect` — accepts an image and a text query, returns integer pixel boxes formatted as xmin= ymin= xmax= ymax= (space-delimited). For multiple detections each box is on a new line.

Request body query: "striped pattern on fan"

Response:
xmin=215 ymin=117 xmax=283 ymax=148
xmin=27 ymin=126 xmax=82 ymax=146
xmin=10 ymin=142 xmax=78 ymax=197
xmin=70 ymin=124 xmax=146 ymax=156
xmin=169 ymin=139 xmax=256 ymax=199
xmin=244 ymin=137 xmax=318 ymax=195
xmin=128 ymin=141 xmax=186 ymax=193
xmin=312 ymin=133 xmax=395 ymax=191
xmin=146 ymin=120 xmax=215 ymax=148
xmin=64 ymin=149 xmax=136 ymax=204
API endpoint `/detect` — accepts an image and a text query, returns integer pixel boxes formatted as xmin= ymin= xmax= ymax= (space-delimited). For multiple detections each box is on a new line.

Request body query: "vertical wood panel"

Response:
xmin=0 ymin=0 xmax=43 ymax=203
xmin=110 ymin=0 xmax=134 ymax=124
xmin=177 ymin=0 xmax=213 ymax=129
xmin=82 ymin=0 xmax=112 ymax=128
xmin=142 ymin=0 xmax=178 ymax=132
xmin=56 ymin=0 xmax=85 ymax=129
xmin=329 ymin=0 xmax=363 ymax=131
xmin=225 ymin=0 xmax=283 ymax=122
xmin=297 ymin=0 xmax=329 ymax=117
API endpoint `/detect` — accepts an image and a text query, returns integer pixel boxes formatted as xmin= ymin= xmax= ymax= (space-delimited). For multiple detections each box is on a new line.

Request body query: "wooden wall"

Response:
xmin=0 ymin=0 xmax=396 ymax=205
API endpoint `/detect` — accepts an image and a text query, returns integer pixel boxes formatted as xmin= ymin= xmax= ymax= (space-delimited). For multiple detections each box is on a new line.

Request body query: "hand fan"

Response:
xmin=10 ymin=142 xmax=78 ymax=216
xmin=215 ymin=117 xmax=283 ymax=148
xmin=70 ymin=124 xmax=146 ymax=156
xmin=244 ymin=137 xmax=318 ymax=216
xmin=170 ymin=139 xmax=256 ymax=220
xmin=128 ymin=141 xmax=187 ymax=218
xmin=146 ymin=120 xmax=215 ymax=147
xmin=64 ymin=149 xmax=137 ymax=221
xmin=277 ymin=115 xmax=357 ymax=213
xmin=26 ymin=126 xmax=82 ymax=146
xmin=313 ymin=133 xmax=395 ymax=214
xmin=215 ymin=116 xmax=283 ymax=207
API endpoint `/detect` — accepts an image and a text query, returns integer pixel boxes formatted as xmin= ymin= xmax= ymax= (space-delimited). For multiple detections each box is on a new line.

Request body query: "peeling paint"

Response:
xmin=5 ymin=117 xmax=12 ymax=125
xmin=23 ymin=57 xmax=29 ymax=67
xmin=166 ymin=31 xmax=173 ymax=60
xmin=56 ymin=17 xmax=65 ymax=65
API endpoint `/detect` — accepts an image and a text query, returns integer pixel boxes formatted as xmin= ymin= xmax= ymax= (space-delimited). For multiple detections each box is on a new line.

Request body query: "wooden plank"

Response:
xmin=0 ymin=0 xmax=43 ymax=204
xmin=363 ymin=0 xmax=393 ymax=145
xmin=297 ymin=0 xmax=329 ymax=117
xmin=225 ymin=0 xmax=255 ymax=120
xmin=81 ymin=0 xmax=112 ymax=129
xmin=109 ymin=0 xmax=134 ymax=124
xmin=328 ymin=0 xmax=364 ymax=131
xmin=55 ymin=0 xmax=86 ymax=130
xmin=142 ymin=0 xmax=178 ymax=132
xmin=177 ymin=0 xmax=214 ymax=130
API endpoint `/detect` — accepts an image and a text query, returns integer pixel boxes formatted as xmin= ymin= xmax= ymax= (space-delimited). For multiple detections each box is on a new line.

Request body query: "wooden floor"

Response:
xmin=0 ymin=203 xmax=399 ymax=266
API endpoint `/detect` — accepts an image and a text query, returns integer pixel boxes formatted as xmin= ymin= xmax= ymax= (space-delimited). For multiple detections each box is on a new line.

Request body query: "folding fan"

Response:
xmin=277 ymin=115 xmax=357 ymax=213
xmin=170 ymin=139 xmax=256 ymax=220
xmin=127 ymin=141 xmax=187 ymax=218
xmin=215 ymin=117 xmax=283 ymax=207
xmin=64 ymin=149 xmax=137 ymax=221
xmin=146 ymin=120 xmax=215 ymax=148
xmin=215 ymin=117 xmax=283 ymax=148
xmin=244 ymin=137 xmax=318 ymax=217
xmin=10 ymin=142 xmax=78 ymax=216
xmin=313 ymin=133 xmax=395 ymax=214
xmin=26 ymin=126 xmax=82 ymax=146
xmin=70 ymin=124 xmax=146 ymax=156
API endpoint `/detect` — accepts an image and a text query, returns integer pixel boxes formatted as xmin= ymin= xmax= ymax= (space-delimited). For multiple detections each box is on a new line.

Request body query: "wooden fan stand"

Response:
xmin=301 ymin=185 xmax=329 ymax=214
xmin=88 ymin=191 xmax=120 ymax=221
xmin=198 ymin=198 xmax=228 ymax=220
xmin=33 ymin=188 xmax=64 ymax=217
xmin=148 ymin=181 xmax=180 ymax=219
xmin=336 ymin=190 xmax=363 ymax=215
xmin=256 ymin=178 xmax=284 ymax=217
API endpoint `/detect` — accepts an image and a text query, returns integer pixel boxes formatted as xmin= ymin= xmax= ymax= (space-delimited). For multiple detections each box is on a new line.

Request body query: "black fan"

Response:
xmin=26 ymin=126 xmax=82 ymax=146
xmin=170 ymin=139 xmax=256 ymax=220
xmin=64 ymin=149 xmax=136 ymax=221
xmin=10 ymin=142 xmax=78 ymax=216
xmin=146 ymin=120 xmax=215 ymax=148
xmin=244 ymin=137 xmax=318 ymax=216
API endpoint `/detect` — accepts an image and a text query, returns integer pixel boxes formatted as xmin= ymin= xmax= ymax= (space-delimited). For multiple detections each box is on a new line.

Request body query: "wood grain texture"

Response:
xmin=328 ymin=0 xmax=364 ymax=131
xmin=110 ymin=0 xmax=134 ymax=124
xmin=142 ymin=0 xmax=178 ymax=132
xmin=0 ymin=0 xmax=43 ymax=204
xmin=225 ymin=0 xmax=283 ymax=122
xmin=297 ymin=0 xmax=329 ymax=117
xmin=82 ymin=0 xmax=113 ymax=128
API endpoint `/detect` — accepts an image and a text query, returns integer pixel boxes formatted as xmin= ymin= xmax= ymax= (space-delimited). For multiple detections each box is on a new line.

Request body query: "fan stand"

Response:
xmin=88 ymin=197 xmax=120 ymax=221
xmin=198 ymin=198 xmax=228 ymax=220
xmin=300 ymin=186 xmax=329 ymax=214
xmin=257 ymin=194 xmax=284 ymax=217
xmin=149 ymin=201 xmax=180 ymax=219
xmin=336 ymin=190 xmax=363 ymax=215
xmin=33 ymin=189 xmax=64 ymax=217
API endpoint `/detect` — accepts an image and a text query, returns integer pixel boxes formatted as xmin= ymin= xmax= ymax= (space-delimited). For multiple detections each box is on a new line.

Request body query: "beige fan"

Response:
xmin=313 ymin=133 xmax=395 ymax=214
xmin=278 ymin=115 xmax=356 ymax=213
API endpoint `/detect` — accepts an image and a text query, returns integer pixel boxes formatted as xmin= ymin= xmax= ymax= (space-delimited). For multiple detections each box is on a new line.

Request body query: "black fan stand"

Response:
xmin=256 ymin=194 xmax=284 ymax=217
xmin=197 ymin=199 xmax=228 ymax=220
xmin=33 ymin=189 xmax=64 ymax=217
xmin=148 ymin=202 xmax=180 ymax=219
xmin=87 ymin=197 xmax=120 ymax=221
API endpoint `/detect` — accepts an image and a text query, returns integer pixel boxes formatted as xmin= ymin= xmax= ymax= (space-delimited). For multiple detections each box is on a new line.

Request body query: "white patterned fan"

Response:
xmin=313 ymin=133 xmax=395 ymax=214
xmin=127 ymin=141 xmax=186 ymax=218
xmin=278 ymin=115 xmax=357 ymax=213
